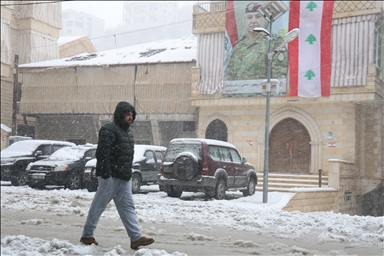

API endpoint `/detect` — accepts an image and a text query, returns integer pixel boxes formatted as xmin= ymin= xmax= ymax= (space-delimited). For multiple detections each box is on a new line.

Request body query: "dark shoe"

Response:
xmin=80 ymin=237 xmax=99 ymax=245
xmin=130 ymin=236 xmax=154 ymax=250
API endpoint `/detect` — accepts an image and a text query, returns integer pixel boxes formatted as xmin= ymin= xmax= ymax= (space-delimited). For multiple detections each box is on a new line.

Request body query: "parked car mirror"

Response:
xmin=241 ymin=157 xmax=247 ymax=164
xmin=35 ymin=151 xmax=42 ymax=156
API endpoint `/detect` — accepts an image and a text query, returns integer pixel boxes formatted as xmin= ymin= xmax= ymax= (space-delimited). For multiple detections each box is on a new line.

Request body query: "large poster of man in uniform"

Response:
xmin=224 ymin=1 xmax=289 ymax=95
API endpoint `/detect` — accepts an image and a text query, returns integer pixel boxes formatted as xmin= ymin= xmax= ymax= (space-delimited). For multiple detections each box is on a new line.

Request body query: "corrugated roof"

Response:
xmin=58 ymin=35 xmax=87 ymax=46
xmin=20 ymin=36 xmax=197 ymax=68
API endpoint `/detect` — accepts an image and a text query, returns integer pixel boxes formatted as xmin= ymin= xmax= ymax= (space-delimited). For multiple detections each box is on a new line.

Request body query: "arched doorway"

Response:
xmin=269 ymin=118 xmax=311 ymax=174
xmin=205 ymin=119 xmax=228 ymax=142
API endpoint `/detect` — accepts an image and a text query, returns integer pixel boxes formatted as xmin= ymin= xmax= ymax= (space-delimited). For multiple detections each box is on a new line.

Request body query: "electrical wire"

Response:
xmin=0 ymin=0 xmax=73 ymax=7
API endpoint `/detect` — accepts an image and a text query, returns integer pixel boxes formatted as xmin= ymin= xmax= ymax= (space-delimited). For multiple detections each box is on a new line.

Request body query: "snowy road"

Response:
xmin=1 ymin=184 xmax=383 ymax=255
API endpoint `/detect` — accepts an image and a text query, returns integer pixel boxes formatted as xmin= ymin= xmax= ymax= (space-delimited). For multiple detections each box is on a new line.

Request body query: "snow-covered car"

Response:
xmin=84 ymin=145 xmax=166 ymax=193
xmin=158 ymin=138 xmax=257 ymax=200
xmin=26 ymin=144 xmax=97 ymax=190
xmin=1 ymin=140 xmax=75 ymax=186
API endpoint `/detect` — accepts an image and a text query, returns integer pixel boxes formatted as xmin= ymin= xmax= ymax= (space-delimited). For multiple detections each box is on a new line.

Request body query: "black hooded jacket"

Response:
xmin=95 ymin=101 xmax=136 ymax=181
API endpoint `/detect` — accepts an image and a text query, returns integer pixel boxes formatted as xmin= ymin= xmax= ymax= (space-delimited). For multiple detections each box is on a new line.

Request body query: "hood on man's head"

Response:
xmin=113 ymin=101 xmax=136 ymax=126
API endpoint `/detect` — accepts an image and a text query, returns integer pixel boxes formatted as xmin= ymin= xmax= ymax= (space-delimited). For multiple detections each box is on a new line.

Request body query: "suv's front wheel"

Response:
xmin=214 ymin=178 xmax=226 ymax=200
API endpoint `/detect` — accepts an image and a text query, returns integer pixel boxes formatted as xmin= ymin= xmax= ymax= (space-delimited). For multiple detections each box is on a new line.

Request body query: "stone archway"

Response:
xmin=269 ymin=118 xmax=311 ymax=174
xmin=205 ymin=119 xmax=228 ymax=142
xmin=200 ymin=113 xmax=234 ymax=143
xmin=257 ymin=107 xmax=323 ymax=174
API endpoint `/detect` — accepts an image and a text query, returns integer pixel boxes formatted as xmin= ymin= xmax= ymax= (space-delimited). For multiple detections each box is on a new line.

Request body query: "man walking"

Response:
xmin=80 ymin=101 xmax=154 ymax=250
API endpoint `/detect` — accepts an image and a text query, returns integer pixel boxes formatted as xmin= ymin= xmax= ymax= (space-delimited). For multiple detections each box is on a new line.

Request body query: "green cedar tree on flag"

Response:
xmin=289 ymin=0 xmax=334 ymax=97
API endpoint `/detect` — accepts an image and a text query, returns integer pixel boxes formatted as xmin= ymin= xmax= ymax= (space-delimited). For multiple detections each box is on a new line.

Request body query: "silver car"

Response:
xmin=84 ymin=145 xmax=166 ymax=193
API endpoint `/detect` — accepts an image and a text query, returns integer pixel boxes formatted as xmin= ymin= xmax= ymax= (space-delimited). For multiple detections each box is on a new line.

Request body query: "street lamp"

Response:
xmin=252 ymin=1 xmax=299 ymax=203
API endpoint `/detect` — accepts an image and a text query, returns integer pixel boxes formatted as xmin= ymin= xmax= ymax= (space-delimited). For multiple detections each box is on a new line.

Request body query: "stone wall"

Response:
xmin=283 ymin=190 xmax=338 ymax=213
xmin=329 ymin=159 xmax=383 ymax=216
xmin=197 ymin=100 xmax=360 ymax=174
xmin=355 ymin=101 xmax=384 ymax=183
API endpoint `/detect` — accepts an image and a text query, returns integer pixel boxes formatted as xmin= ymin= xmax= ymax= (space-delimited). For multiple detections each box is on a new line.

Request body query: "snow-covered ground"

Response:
xmin=1 ymin=182 xmax=383 ymax=256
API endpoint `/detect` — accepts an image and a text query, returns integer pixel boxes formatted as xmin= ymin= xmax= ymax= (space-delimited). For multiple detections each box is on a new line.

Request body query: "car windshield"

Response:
xmin=164 ymin=143 xmax=202 ymax=161
xmin=48 ymin=147 xmax=89 ymax=161
xmin=1 ymin=141 xmax=42 ymax=157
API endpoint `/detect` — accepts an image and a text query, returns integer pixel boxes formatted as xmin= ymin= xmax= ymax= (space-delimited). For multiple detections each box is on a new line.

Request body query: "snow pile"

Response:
xmin=1 ymin=184 xmax=383 ymax=255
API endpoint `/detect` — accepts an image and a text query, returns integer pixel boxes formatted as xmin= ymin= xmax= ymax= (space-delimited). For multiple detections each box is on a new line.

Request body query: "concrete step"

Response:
xmin=255 ymin=186 xmax=297 ymax=192
xmin=259 ymin=178 xmax=328 ymax=185
xmin=257 ymin=173 xmax=328 ymax=180
xmin=255 ymin=172 xmax=329 ymax=192
xmin=256 ymin=182 xmax=326 ymax=189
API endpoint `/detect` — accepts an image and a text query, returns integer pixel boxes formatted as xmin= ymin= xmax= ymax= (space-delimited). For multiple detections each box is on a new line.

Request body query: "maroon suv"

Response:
xmin=158 ymin=138 xmax=257 ymax=200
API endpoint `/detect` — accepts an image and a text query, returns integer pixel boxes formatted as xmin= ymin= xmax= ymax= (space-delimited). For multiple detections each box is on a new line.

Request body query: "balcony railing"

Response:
xmin=192 ymin=1 xmax=226 ymax=34
xmin=333 ymin=1 xmax=378 ymax=14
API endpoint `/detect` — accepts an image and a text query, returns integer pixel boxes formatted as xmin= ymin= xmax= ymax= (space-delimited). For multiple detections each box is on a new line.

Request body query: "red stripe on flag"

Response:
xmin=288 ymin=0 xmax=300 ymax=96
xmin=320 ymin=0 xmax=334 ymax=96
xmin=225 ymin=0 xmax=238 ymax=47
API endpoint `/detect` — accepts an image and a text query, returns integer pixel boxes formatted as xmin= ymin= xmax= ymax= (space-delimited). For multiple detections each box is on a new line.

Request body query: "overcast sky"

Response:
xmin=62 ymin=1 xmax=125 ymax=28
xmin=61 ymin=1 xmax=198 ymax=29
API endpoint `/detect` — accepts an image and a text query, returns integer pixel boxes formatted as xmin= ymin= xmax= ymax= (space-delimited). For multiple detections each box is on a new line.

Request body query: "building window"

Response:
xmin=344 ymin=192 xmax=352 ymax=202
xmin=374 ymin=17 xmax=382 ymax=79
xmin=205 ymin=119 xmax=228 ymax=142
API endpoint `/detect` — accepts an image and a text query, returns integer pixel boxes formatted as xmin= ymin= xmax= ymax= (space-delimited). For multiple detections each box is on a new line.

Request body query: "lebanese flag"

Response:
xmin=224 ymin=0 xmax=237 ymax=69
xmin=289 ymin=0 xmax=334 ymax=97
xmin=225 ymin=0 xmax=237 ymax=48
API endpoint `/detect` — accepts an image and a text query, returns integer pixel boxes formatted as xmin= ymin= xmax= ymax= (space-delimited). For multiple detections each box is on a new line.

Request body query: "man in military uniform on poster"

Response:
xmin=225 ymin=2 xmax=287 ymax=81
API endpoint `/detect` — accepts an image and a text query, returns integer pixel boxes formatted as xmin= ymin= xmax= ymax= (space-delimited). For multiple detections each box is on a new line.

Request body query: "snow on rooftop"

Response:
xmin=20 ymin=36 xmax=197 ymax=68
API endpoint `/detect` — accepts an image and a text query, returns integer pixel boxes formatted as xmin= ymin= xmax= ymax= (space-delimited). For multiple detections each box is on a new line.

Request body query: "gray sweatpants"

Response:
xmin=82 ymin=177 xmax=142 ymax=242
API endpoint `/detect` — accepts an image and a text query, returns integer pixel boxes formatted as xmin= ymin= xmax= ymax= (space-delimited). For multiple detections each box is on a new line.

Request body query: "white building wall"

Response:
xmin=61 ymin=9 xmax=105 ymax=40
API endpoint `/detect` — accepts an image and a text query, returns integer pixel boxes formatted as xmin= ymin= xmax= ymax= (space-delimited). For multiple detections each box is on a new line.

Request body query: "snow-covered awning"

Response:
xmin=20 ymin=36 xmax=197 ymax=68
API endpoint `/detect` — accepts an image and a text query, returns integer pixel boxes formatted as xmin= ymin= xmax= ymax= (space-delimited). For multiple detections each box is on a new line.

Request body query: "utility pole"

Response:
xmin=12 ymin=54 xmax=19 ymax=136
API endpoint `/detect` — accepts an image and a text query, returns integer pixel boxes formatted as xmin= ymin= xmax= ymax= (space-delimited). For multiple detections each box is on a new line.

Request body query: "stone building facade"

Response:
xmin=1 ymin=0 xmax=61 ymax=137
xmin=190 ymin=1 xmax=383 ymax=216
